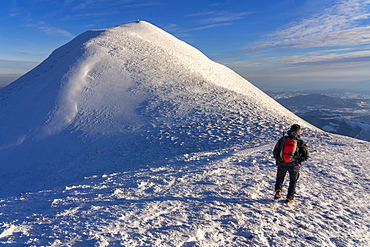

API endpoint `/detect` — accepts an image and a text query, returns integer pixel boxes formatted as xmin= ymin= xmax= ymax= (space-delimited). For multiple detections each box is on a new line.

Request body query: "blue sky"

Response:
xmin=1 ymin=0 xmax=369 ymax=91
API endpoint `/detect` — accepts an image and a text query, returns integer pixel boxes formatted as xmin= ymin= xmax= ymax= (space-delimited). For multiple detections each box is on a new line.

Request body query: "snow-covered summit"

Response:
xmin=1 ymin=22 xmax=370 ymax=246
xmin=2 ymin=21 xmax=303 ymax=140
xmin=0 ymin=21 xmax=309 ymax=196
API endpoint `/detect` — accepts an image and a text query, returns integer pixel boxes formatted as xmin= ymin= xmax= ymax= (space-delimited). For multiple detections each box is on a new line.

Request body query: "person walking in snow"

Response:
xmin=273 ymin=124 xmax=309 ymax=204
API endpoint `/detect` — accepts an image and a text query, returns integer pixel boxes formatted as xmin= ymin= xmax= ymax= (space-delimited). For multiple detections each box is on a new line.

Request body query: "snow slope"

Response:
xmin=0 ymin=21 xmax=369 ymax=246
xmin=0 ymin=21 xmax=305 ymax=197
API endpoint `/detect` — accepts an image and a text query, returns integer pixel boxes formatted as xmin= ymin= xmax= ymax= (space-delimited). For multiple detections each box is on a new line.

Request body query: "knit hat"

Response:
xmin=287 ymin=124 xmax=301 ymax=138
xmin=290 ymin=124 xmax=301 ymax=132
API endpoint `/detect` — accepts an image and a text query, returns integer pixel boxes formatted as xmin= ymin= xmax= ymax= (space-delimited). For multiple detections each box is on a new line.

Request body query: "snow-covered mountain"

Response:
xmin=0 ymin=21 xmax=369 ymax=246
xmin=0 ymin=21 xmax=305 ymax=197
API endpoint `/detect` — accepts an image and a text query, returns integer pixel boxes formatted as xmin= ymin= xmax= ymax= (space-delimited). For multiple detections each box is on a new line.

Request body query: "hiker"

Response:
xmin=273 ymin=124 xmax=309 ymax=204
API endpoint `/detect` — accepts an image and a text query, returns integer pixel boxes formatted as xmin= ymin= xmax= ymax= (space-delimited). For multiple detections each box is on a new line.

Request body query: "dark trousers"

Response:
xmin=275 ymin=164 xmax=300 ymax=200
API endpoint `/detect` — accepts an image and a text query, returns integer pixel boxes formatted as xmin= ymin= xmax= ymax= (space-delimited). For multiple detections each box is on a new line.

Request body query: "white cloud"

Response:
xmin=228 ymin=0 xmax=370 ymax=90
xmin=27 ymin=21 xmax=74 ymax=38
xmin=187 ymin=23 xmax=233 ymax=31
xmin=283 ymin=49 xmax=370 ymax=64
xmin=198 ymin=12 xmax=251 ymax=24
xmin=9 ymin=13 xmax=20 ymax=17
xmin=68 ymin=0 xmax=160 ymax=10
xmin=247 ymin=0 xmax=370 ymax=50
xmin=165 ymin=11 xmax=250 ymax=37
xmin=186 ymin=11 xmax=218 ymax=17
xmin=186 ymin=10 xmax=251 ymax=32
xmin=237 ymin=0 xmax=370 ymax=81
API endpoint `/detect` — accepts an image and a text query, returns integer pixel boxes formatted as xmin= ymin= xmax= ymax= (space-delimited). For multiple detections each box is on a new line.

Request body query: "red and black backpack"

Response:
xmin=280 ymin=136 xmax=298 ymax=162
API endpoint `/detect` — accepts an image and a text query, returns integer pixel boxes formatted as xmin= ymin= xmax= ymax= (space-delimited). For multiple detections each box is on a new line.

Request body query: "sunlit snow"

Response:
xmin=0 ymin=21 xmax=369 ymax=246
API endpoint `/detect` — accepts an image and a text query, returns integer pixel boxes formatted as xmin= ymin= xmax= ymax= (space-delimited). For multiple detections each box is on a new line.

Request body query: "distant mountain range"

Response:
xmin=271 ymin=92 xmax=370 ymax=141
xmin=278 ymin=93 xmax=369 ymax=111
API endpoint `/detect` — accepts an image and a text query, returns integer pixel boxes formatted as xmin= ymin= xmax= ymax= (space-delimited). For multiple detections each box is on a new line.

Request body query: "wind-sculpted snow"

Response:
xmin=0 ymin=21 xmax=369 ymax=246
xmin=0 ymin=134 xmax=369 ymax=246
xmin=0 ymin=21 xmax=307 ymax=197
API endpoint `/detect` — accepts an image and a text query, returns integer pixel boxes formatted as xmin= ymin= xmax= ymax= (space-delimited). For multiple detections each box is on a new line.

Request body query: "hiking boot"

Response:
xmin=274 ymin=189 xmax=282 ymax=200
xmin=284 ymin=199 xmax=294 ymax=205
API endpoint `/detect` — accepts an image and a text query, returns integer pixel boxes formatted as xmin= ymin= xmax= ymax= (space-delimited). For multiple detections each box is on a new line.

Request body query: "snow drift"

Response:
xmin=0 ymin=21 xmax=307 ymax=196
xmin=1 ymin=21 xmax=369 ymax=246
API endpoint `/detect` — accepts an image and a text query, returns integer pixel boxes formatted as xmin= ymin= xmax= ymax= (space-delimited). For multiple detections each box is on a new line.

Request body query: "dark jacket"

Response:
xmin=273 ymin=130 xmax=309 ymax=165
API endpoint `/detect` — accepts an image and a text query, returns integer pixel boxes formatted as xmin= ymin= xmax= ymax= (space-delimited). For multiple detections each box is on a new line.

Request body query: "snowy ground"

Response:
xmin=1 ymin=132 xmax=369 ymax=246
xmin=0 ymin=21 xmax=369 ymax=246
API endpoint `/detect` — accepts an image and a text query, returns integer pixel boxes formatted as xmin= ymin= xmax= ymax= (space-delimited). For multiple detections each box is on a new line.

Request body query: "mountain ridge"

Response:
xmin=0 ymin=21 xmax=369 ymax=246
xmin=0 ymin=21 xmax=314 ymax=196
